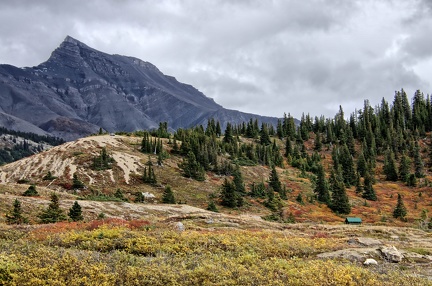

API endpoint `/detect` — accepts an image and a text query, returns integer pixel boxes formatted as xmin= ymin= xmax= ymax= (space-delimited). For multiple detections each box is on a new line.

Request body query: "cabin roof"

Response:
xmin=345 ymin=217 xmax=362 ymax=223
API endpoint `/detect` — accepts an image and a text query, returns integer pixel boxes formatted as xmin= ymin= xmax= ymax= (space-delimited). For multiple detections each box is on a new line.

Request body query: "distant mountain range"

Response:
xmin=0 ymin=36 xmax=279 ymax=140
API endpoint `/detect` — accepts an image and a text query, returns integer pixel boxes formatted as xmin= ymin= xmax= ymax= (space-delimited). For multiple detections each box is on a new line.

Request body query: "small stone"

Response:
xmin=174 ymin=221 xmax=185 ymax=232
xmin=364 ymin=258 xmax=378 ymax=265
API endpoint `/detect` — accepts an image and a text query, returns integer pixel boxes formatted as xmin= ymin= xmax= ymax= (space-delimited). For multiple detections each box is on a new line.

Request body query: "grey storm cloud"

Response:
xmin=0 ymin=0 xmax=430 ymax=119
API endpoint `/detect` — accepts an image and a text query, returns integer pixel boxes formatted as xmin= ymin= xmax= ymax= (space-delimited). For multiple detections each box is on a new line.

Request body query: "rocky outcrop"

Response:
xmin=0 ymin=36 xmax=280 ymax=140
xmin=379 ymin=245 xmax=403 ymax=263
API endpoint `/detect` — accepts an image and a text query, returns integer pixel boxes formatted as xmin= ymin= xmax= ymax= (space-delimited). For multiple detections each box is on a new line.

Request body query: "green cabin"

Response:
xmin=345 ymin=217 xmax=362 ymax=225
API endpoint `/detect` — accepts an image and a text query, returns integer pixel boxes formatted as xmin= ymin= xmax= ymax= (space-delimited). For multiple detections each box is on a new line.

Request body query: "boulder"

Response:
xmin=379 ymin=245 xmax=403 ymax=263
xmin=317 ymin=248 xmax=379 ymax=263
xmin=356 ymin=237 xmax=382 ymax=247
xmin=173 ymin=221 xmax=185 ymax=232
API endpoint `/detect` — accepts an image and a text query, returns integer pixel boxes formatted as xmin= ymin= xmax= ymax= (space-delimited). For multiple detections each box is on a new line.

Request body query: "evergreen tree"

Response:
xmin=362 ymin=170 xmax=377 ymax=201
xmin=393 ymin=193 xmax=407 ymax=220
xmin=162 ymin=186 xmax=176 ymax=204
xmin=279 ymin=185 xmax=288 ymax=200
xmin=92 ymin=147 xmax=114 ymax=170
xmin=223 ymin=123 xmax=235 ymax=144
xmin=314 ymin=133 xmax=322 ymax=151
xmin=399 ymin=153 xmax=410 ymax=182
xmin=232 ymin=165 xmax=246 ymax=194
xmin=384 ymin=149 xmax=398 ymax=181
xmin=43 ymin=171 xmax=56 ymax=180
xmin=356 ymin=150 xmax=367 ymax=177
xmin=264 ymin=187 xmax=282 ymax=212
xmin=22 ymin=185 xmax=38 ymax=196
xmin=207 ymin=200 xmax=219 ymax=212
xmin=114 ymin=189 xmax=127 ymax=201
xmin=329 ymin=166 xmax=351 ymax=214
xmin=355 ymin=172 xmax=363 ymax=194
xmin=414 ymin=141 xmax=424 ymax=178
xmin=296 ymin=193 xmax=304 ymax=204
xmin=216 ymin=121 xmax=222 ymax=137
xmin=339 ymin=144 xmax=356 ymax=187
xmin=68 ymin=201 xmax=84 ymax=221
xmin=142 ymin=165 xmax=157 ymax=185
xmin=250 ymin=181 xmax=266 ymax=198
xmin=260 ymin=123 xmax=272 ymax=145
xmin=38 ymin=193 xmax=67 ymax=223
xmin=5 ymin=199 xmax=28 ymax=224
xmin=314 ymin=163 xmax=330 ymax=205
xmin=220 ymin=178 xmax=238 ymax=208
xmin=72 ymin=173 xmax=85 ymax=189
xmin=268 ymin=166 xmax=282 ymax=193
xmin=180 ymin=151 xmax=206 ymax=181
xmin=141 ymin=132 xmax=153 ymax=153
xmin=285 ymin=137 xmax=293 ymax=159
xmin=407 ymin=173 xmax=417 ymax=187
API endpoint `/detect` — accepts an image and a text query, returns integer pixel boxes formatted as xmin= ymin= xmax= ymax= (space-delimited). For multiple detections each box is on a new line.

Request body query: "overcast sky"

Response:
xmin=0 ymin=0 xmax=431 ymax=119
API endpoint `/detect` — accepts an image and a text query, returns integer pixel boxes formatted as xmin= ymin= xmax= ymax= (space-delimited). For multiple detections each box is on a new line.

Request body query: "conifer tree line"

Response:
xmin=134 ymin=89 xmax=431 ymax=216
xmin=282 ymin=89 xmax=432 ymax=214
xmin=0 ymin=126 xmax=64 ymax=165
xmin=5 ymin=189 xmax=84 ymax=224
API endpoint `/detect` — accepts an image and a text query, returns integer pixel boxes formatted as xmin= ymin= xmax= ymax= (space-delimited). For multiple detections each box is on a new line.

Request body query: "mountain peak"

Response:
xmin=60 ymin=35 xmax=92 ymax=50
xmin=64 ymin=35 xmax=79 ymax=44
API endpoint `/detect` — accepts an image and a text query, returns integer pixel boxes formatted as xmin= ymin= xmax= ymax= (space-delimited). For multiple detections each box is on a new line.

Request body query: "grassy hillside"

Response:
xmin=0 ymin=131 xmax=431 ymax=226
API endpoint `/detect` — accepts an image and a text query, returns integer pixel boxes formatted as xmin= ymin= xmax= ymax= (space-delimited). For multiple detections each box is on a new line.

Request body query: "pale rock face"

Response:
xmin=0 ymin=36 xmax=279 ymax=140
xmin=379 ymin=245 xmax=403 ymax=263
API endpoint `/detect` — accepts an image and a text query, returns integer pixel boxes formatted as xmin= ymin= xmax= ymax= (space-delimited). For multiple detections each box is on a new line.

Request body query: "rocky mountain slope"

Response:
xmin=0 ymin=36 xmax=279 ymax=140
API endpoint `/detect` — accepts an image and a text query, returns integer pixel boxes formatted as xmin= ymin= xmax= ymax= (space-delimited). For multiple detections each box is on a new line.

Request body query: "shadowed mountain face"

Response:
xmin=0 ymin=36 xmax=279 ymax=140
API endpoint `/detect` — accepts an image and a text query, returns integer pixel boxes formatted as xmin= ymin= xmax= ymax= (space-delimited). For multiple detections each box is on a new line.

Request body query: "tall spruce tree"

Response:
xmin=339 ymin=144 xmax=356 ymax=187
xmin=356 ymin=150 xmax=367 ymax=177
xmin=72 ymin=173 xmax=85 ymax=189
xmin=414 ymin=141 xmax=424 ymax=178
xmin=399 ymin=152 xmax=410 ymax=182
xmin=260 ymin=123 xmax=272 ymax=145
xmin=6 ymin=199 xmax=28 ymax=224
xmin=314 ymin=133 xmax=322 ymax=151
xmin=268 ymin=166 xmax=282 ymax=194
xmin=162 ymin=186 xmax=176 ymax=204
xmin=393 ymin=193 xmax=407 ymax=220
xmin=232 ymin=165 xmax=246 ymax=194
xmin=38 ymin=193 xmax=67 ymax=224
xmin=362 ymin=170 xmax=377 ymax=201
xmin=314 ymin=163 xmax=330 ymax=205
xmin=329 ymin=166 xmax=351 ymax=214
xmin=180 ymin=151 xmax=205 ymax=181
xmin=223 ymin=123 xmax=234 ymax=144
xmin=68 ymin=201 xmax=84 ymax=221
xmin=220 ymin=178 xmax=238 ymax=208
xmin=384 ymin=149 xmax=398 ymax=181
